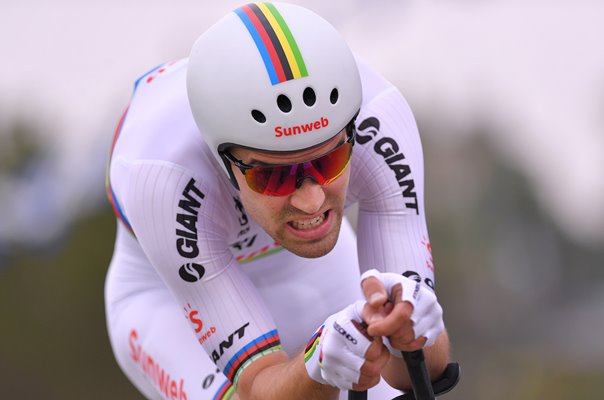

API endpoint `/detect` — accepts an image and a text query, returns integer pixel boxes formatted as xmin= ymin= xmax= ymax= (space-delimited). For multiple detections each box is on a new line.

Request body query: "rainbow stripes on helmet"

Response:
xmin=235 ymin=3 xmax=308 ymax=85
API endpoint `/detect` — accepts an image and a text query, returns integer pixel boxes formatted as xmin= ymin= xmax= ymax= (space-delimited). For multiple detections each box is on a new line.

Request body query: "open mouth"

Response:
xmin=289 ymin=211 xmax=329 ymax=231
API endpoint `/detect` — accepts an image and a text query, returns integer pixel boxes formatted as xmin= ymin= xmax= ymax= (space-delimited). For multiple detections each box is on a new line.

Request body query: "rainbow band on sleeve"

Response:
xmin=223 ymin=329 xmax=282 ymax=385
xmin=303 ymin=324 xmax=324 ymax=363
xmin=234 ymin=2 xmax=308 ymax=85
xmin=212 ymin=380 xmax=235 ymax=400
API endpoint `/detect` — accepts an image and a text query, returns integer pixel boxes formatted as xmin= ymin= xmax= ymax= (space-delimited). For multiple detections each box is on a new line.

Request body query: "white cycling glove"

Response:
xmin=304 ymin=300 xmax=372 ymax=390
xmin=361 ymin=269 xmax=444 ymax=354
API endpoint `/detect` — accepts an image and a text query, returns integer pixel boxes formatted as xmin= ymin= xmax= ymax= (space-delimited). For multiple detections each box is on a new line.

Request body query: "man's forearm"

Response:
xmin=236 ymin=351 xmax=339 ymax=400
xmin=381 ymin=330 xmax=450 ymax=391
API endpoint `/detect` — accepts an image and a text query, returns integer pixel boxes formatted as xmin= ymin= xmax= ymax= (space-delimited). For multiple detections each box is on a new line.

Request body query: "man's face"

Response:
xmin=229 ymin=130 xmax=351 ymax=258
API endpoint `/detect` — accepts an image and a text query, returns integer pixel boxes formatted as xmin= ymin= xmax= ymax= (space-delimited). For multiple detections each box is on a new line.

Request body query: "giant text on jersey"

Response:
xmin=175 ymin=178 xmax=206 ymax=258
xmin=356 ymin=117 xmax=419 ymax=214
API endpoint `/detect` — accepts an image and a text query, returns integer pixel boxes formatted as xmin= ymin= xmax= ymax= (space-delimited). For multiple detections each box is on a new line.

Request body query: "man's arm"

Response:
xmin=236 ymin=335 xmax=389 ymax=400
xmin=237 ymin=352 xmax=338 ymax=400
xmin=381 ymin=330 xmax=450 ymax=391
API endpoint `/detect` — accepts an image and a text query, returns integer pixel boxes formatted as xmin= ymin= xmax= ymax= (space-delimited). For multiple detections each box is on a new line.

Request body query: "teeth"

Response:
xmin=291 ymin=214 xmax=325 ymax=230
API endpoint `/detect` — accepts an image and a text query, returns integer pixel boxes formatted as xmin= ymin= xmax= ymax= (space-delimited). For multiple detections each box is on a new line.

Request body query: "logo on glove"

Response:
xmin=333 ymin=321 xmax=358 ymax=345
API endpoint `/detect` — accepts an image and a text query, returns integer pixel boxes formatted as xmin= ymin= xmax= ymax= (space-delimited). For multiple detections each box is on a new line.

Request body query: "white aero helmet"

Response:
xmin=186 ymin=2 xmax=362 ymax=184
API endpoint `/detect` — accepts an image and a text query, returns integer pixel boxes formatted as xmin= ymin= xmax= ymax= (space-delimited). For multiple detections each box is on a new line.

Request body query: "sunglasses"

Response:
xmin=223 ymin=129 xmax=355 ymax=196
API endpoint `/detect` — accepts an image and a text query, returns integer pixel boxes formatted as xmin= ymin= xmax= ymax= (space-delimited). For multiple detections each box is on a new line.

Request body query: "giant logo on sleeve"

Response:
xmin=175 ymin=178 xmax=206 ymax=259
xmin=356 ymin=116 xmax=419 ymax=214
xmin=211 ymin=322 xmax=250 ymax=363
xmin=178 ymin=263 xmax=205 ymax=282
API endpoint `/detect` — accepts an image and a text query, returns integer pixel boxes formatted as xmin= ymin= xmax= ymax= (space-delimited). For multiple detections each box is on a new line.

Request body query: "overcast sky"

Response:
xmin=1 ymin=0 xmax=603 ymax=245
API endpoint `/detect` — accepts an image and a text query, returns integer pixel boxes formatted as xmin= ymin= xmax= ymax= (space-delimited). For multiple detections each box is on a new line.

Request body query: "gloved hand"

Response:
xmin=360 ymin=269 xmax=444 ymax=356
xmin=304 ymin=300 xmax=388 ymax=390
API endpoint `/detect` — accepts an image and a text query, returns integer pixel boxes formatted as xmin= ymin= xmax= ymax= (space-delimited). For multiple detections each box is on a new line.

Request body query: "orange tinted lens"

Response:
xmin=244 ymin=141 xmax=352 ymax=196
xmin=308 ymin=140 xmax=352 ymax=184
xmin=245 ymin=164 xmax=298 ymax=196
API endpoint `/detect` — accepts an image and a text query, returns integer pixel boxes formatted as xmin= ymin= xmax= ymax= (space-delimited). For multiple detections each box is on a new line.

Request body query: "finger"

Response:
xmin=352 ymin=374 xmax=381 ymax=391
xmin=358 ymin=360 xmax=382 ymax=383
xmin=383 ymin=301 xmax=394 ymax=315
xmin=396 ymin=336 xmax=427 ymax=352
xmin=366 ymin=301 xmax=413 ymax=337
xmin=362 ymin=339 xmax=390 ymax=366
xmin=361 ymin=277 xmax=389 ymax=325
xmin=355 ymin=345 xmax=390 ymax=390
xmin=391 ymin=282 xmax=403 ymax=304
xmin=362 ymin=302 xmax=389 ymax=327
xmin=363 ymin=337 xmax=383 ymax=361
xmin=361 ymin=276 xmax=388 ymax=308
xmin=389 ymin=327 xmax=417 ymax=347
xmin=351 ymin=319 xmax=372 ymax=341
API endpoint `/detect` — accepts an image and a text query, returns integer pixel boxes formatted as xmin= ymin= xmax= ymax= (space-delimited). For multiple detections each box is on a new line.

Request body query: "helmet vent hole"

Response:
xmin=303 ymin=87 xmax=316 ymax=107
xmin=277 ymin=94 xmax=292 ymax=113
xmin=330 ymin=88 xmax=339 ymax=105
xmin=251 ymin=109 xmax=267 ymax=123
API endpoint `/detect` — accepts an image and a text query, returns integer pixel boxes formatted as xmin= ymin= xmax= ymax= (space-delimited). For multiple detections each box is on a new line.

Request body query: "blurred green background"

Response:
xmin=1 ymin=1 xmax=603 ymax=399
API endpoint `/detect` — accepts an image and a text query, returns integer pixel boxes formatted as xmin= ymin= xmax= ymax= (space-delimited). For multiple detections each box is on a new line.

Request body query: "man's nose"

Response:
xmin=289 ymin=177 xmax=325 ymax=214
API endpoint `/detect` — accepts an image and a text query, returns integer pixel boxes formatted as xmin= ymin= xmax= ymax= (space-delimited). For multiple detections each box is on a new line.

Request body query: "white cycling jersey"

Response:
xmin=105 ymin=56 xmax=435 ymax=400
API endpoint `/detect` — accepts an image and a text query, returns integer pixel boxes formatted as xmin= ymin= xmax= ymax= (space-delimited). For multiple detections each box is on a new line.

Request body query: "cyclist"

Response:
xmin=105 ymin=2 xmax=450 ymax=399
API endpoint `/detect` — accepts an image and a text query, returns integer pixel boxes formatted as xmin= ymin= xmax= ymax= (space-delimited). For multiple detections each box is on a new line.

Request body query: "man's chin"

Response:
xmin=283 ymin=241 xmax=335 ymax=258
xmin=279 ymin=226 xmax=341 ymax=259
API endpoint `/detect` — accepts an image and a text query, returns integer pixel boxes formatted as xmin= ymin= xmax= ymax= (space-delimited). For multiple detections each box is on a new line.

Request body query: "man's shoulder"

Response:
xmin=111 ymin=58 xmax=221 ymax=180
xmin=355 ymin=56 xmax=397 ymax=103
xmin=131 ymin=58 xmax=189 ymax=96
xmin=120 ymin=58 xmax=193 ymax=134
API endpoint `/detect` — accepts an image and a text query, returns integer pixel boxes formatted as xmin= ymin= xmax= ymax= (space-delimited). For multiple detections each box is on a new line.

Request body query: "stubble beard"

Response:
xmin=272 ymin=201 xmax=345 ymax=259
